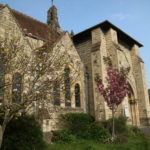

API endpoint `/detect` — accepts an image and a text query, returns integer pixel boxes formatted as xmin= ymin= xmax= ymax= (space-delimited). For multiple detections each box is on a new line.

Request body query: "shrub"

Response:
xmin=106 ymin=116 xmax=128 ymax=135
xmin=127 ymin=126 xmax=144 ymax=137
xmin=80 ymin=123 xmax=110 ymax=140
xmin=59 ymin=129 xmax=76 ymax=143
xmin=51 ymin=130 xmax=61 ymax=142
xmin=60 ymin=113 xmax=110 ymax=140
xmin=61 ymin=113 xmax=95 ymax=136
xmin=1 ymin=115 xmax=46 ymax=150
xmin=87 ymin=123 xmax=110 ymax=140
xmin=129 ymin=126 xmax=141 ymax=134
xmin=51 ymin=129 xmax=76 ymax=143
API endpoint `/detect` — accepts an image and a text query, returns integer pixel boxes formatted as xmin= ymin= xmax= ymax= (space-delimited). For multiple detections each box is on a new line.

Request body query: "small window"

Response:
xmin=12 ymin=73 xmax=22 ymax=103
xmin=64 ymin=67 xmax=71 ymax=106
xmin=75 ymin=84 xmax=81 ymax=107
xmin=53 ymin=81 xmax=60 ymax=106
xmin=51 ymin=12 xmax=53 ymax=20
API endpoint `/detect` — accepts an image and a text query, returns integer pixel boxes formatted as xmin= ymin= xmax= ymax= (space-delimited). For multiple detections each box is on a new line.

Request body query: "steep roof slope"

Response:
xmin=12 ymin=9 xmax=50 ymax=40
xmin=73 ymin=20 xmax=143 ymax=47
xmin=0 ymin=4 xmax=4 ymax=8
xmin=0 ymin=4 xmax=60 ymax=42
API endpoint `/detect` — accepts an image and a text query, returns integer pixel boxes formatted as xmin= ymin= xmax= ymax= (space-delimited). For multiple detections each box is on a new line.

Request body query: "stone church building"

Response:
xmin=0 ymin=3 xmax=150 ymax=134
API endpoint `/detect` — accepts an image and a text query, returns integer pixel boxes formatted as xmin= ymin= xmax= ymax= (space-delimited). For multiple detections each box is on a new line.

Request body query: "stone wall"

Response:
xmin=0 ymin=6 xmax=34 ymax=102
xmin=131 ymin=45 xmax=150 ymax=125
xmin=91 ymin=28 xmax=108 ymax=121
xmin=0 ymin=6 xmax=86 ymax=134
xmin=1 ymin=4 xmax=150 ymax=130
xmin=73 ymin=25 xmax=150 ymax=126
xmin=74 ymin=38 xmax=95 ymax=116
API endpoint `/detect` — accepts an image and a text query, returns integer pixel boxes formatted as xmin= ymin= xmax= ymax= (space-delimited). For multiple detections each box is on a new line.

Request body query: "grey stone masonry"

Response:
xmin=74 ymin=38 xmax=95 ymax=116
xmin=131 ymin=45 xmax=150 ymax=125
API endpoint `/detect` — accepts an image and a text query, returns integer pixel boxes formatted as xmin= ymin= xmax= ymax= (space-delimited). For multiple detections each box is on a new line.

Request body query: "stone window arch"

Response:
xmin=53 ymin=81 xmax=60 ymax=106
xmin=64 ymin=67 xmax=71 ymax=106
xmin=12 ymin=72 xmax=22 ymax=103
xmin=75 ymin=83 xmax=81 ymax=107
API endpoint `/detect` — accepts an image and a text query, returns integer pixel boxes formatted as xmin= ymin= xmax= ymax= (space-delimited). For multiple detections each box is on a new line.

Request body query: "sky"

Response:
xmin=0 ymin=0 xmax=150 ymax=88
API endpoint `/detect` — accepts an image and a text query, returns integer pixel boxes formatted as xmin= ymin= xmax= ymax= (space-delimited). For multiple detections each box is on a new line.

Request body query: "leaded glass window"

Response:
xmin=53 ymin=81 xmax=60 ymax=106
xmin=75 ymin=84 xmax=81 ymax=107
xmin=12 ymin=73 xmax=22 ymax=103
xmin=64 ymin=67 xmax=71 ymax=106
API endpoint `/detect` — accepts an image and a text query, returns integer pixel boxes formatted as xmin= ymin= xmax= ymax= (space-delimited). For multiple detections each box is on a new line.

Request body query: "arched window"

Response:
xmin=0 ymin=56 xmax=5 ymax=102
xmin=64 ymin=67 xmax=71 ymax=106
xmin=75 ymin=84 xmax=81 ymax=107
xmin=53 ymin=81 xmax=60 ymax=106
xmin=12 ymin=73 xmax=22 ymax=103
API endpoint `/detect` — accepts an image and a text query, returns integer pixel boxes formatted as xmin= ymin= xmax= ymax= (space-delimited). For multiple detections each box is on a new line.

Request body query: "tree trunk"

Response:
xmin=0 ymin=125 xmax=4 ymax=148
xmin=0 ymin=111 xmax=10 ymax=149
xmin=112 ymin=105 xmax=115 ymax=141
xmin=0 ymin=120 xmax=9 ymax=149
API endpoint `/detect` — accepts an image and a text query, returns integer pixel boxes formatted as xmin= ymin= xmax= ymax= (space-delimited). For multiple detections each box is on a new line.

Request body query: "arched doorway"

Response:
xmin=128 ymin=85 xmax=138 ymax=125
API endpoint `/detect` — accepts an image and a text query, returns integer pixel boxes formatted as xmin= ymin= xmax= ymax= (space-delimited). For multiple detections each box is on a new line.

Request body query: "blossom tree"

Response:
xmin=0 ymin=33 xmax=81 ymax=147
xmin=95 ymin=56 xmax=129 ymax=140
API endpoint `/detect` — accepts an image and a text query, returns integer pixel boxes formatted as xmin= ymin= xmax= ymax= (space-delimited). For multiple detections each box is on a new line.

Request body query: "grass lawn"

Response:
xmin=45 ymin=136 xmax=150 ymax=150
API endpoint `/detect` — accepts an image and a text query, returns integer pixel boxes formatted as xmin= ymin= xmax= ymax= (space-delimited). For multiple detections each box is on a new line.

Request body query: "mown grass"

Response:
xmin=45 ymin=136 xmax=150 ymax=150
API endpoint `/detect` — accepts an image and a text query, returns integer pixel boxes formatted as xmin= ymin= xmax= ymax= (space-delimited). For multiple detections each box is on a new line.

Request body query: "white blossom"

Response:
xmin=28 ymin=33 xmax=32 ymax=36
xmin=47 ymin=94 xmax=51 ymax=97
xmin=23 ymin=28 xmax=27 ymax=32
xmin=13 ymin=89 xmax=18 ymax=92
xmin=23 ymin=90 xmax=28 ymax=94
xmin=35 ymin=91 xmax=40 ymax=94
xmin=47 ymin=75 xmax=52 ymax=80
xmin=30 ymin=76 xmax=34 ymax=81
xmin=35 ymin=83 xmax=39 ymax=86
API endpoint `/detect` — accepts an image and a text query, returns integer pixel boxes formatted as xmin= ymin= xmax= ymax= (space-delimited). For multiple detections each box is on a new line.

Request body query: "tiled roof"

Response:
xmin=12 ymin=9 xmax=50 ymax=40
xmin=0 ymin=4 xmax=60 ymax=41
xmin=0 ymin=4 xmax=4 ymax=8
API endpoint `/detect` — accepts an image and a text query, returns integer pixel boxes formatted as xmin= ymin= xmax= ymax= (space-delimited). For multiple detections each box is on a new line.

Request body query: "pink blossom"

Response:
xmin=95 ymin=67 xmax=129 ymax=110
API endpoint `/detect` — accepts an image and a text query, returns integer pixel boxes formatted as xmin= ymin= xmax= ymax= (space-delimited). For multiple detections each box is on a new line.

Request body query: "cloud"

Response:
xmin=110 ymin=13 xmax=131 ymax=21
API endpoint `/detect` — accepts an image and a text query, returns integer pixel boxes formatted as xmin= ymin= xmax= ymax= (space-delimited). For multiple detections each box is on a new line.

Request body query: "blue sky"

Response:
xmin=1 ymin=0 xmax=150 ymax=88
